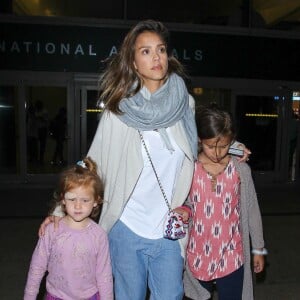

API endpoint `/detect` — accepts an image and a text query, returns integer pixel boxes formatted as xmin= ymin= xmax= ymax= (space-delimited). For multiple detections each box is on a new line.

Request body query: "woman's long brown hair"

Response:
xmin=98 ymin=19 xmax=186 ymax=114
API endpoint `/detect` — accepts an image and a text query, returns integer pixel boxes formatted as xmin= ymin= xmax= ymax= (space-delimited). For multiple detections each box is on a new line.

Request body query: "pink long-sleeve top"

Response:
xmin=24 ymin=219 xmax=113 ymax=300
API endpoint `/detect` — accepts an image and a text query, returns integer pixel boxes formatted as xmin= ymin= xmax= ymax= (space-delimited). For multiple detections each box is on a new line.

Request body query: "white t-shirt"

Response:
xmin=120 ymin=128 xmax=184 ymax=239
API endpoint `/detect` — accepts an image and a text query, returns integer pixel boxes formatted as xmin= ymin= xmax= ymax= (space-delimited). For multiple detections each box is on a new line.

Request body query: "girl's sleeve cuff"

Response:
xmin=251 ymin=248 xmax=268 ymax=255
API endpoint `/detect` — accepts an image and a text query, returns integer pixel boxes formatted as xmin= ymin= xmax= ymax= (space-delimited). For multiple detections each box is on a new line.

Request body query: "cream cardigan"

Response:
xmin=87 ymin=107 xmax=195 ymax=256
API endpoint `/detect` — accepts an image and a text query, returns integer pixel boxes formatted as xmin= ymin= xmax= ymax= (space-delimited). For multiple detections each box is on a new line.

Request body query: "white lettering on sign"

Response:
xmin=109 ymin=46 xmax=118 ymax=56
xmin=11 ymin=41 xmax=21 ymax=53
xmin=194 ymin=49 xmax=203 ymax=61
xmin=0 ymin=40 xmax=203 ymax=62
xmin=172 ymin=48 xmax=203 ymax=61
xmin=89 ymin=45 xmax=96 ymax=56
xmin=24 ymin=42 xmax=32 ymax=53
xmin=74 ymin=44 xmax=84 ymax=55
xmin=61 ymin=43 xmax=70 ymax=55
xmin=0 ymin=40 xmax=98 ymax=57
xmin=45 ymin=43 xmax=56 ymax=54
xmin=37 ymin=42 xmax=40 ymax=53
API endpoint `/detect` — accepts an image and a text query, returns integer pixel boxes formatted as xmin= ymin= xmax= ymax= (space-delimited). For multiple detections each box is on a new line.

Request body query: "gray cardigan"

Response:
xmin=183 ymin=158 xmax=265 ymax=300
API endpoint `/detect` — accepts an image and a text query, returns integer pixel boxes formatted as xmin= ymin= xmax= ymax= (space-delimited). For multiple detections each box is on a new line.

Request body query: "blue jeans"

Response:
xmin=199 ymin=265 xmax=244 ymax=300
xmin=109 ymin=220 xmax=184 ymax=300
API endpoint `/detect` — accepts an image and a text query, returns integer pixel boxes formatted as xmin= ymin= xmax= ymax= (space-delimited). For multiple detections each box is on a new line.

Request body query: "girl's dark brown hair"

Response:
xmin=196 ymin=104 xmax=236 ymax=143
xmin=51 ymin=157 xmax=103 ymax=219
xmin=98 ymin=19 xmax=186 ymax=114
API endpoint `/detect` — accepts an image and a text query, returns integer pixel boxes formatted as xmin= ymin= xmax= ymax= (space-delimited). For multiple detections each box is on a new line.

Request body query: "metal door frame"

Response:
xmin=74 ymin=74 xmax=99 ymax=159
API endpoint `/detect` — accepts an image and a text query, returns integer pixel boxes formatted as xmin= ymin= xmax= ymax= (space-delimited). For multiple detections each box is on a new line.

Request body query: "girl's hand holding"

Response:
xmin=173 ymin=206 xmax=191 ymax=223
xmin=253 ymin=255 xmax=265 ymax=273
xmin=38 ymin=215 xmax=62 ymax=237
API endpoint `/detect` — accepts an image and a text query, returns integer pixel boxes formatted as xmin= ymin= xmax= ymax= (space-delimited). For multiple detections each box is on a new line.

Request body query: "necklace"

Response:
xmin=209 ymin=173 xmax=218 ymax=192
xmin=198 ymin=158 xmax=230 ymax=193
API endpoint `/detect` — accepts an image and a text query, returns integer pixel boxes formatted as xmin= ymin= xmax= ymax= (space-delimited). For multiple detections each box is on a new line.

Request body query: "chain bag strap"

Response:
xmin=138 ymin=130 xmax=186 ymax=240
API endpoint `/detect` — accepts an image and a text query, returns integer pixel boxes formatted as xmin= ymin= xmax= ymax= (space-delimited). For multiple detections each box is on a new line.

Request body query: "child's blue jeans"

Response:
xmin=199 ymin=265 xmax=244 ymax=300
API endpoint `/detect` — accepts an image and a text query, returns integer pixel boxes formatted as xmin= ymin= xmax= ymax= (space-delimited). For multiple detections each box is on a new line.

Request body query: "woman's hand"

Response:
xmin=236 ymin=143 xmax=252 ymax=163
xmin=38 ymin=215 xmax=62 ymax=237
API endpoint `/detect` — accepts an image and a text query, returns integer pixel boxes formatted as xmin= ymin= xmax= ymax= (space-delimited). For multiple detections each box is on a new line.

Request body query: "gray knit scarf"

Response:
xmin=117 ymin=73 xmax=198 ymax=159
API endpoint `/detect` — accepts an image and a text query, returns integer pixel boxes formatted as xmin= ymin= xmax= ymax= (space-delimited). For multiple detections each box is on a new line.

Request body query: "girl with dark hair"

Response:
xmin=183 ymin=105 xmax=266 ymax=300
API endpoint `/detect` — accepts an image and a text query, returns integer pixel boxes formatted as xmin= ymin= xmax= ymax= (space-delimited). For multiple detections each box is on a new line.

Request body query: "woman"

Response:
xmin=87 ymin=20 xmax=197 ymax=300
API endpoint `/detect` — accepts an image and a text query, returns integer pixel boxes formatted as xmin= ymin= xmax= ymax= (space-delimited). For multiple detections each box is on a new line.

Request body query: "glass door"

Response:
xmin=233 ymin=90 xmax=291 ymax=182
xmin=25 ymin=86 xmax=68 ymax=174
xmin=0 ymin=76 xmax=71 ymax=183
